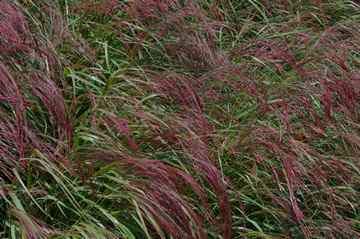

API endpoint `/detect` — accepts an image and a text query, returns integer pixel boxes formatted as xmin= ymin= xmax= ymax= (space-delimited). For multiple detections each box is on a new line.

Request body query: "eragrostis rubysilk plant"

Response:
xmin=1 ymin=0 xmax=360 ymax=238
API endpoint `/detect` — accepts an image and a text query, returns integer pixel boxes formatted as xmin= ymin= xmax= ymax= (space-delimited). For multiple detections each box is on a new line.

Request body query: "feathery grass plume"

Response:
xmin=0 ymin=1 xmax=75 ymax=237
xmin=216 ymin=2 xmax=360 ymax=236
xmin=72 ymin=66 xmax=237 ymax=237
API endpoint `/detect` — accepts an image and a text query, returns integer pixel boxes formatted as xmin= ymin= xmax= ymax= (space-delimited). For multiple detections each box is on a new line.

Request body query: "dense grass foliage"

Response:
xmin=1 ymin=0 xmax=360 ymax=238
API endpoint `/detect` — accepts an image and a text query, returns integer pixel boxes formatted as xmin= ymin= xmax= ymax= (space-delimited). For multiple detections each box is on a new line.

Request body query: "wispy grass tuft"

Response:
xmin=1 ymin=0 xmax=360 ymax=238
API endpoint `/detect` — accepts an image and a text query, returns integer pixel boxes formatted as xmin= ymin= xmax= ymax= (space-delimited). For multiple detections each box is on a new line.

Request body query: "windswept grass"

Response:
xmin=1 ymin=0 xmax=360 ymax=238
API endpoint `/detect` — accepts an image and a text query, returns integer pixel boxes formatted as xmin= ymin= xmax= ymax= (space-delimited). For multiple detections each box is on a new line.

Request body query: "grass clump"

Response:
xmin=0 ymin=0 xmax=360 ymax=238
